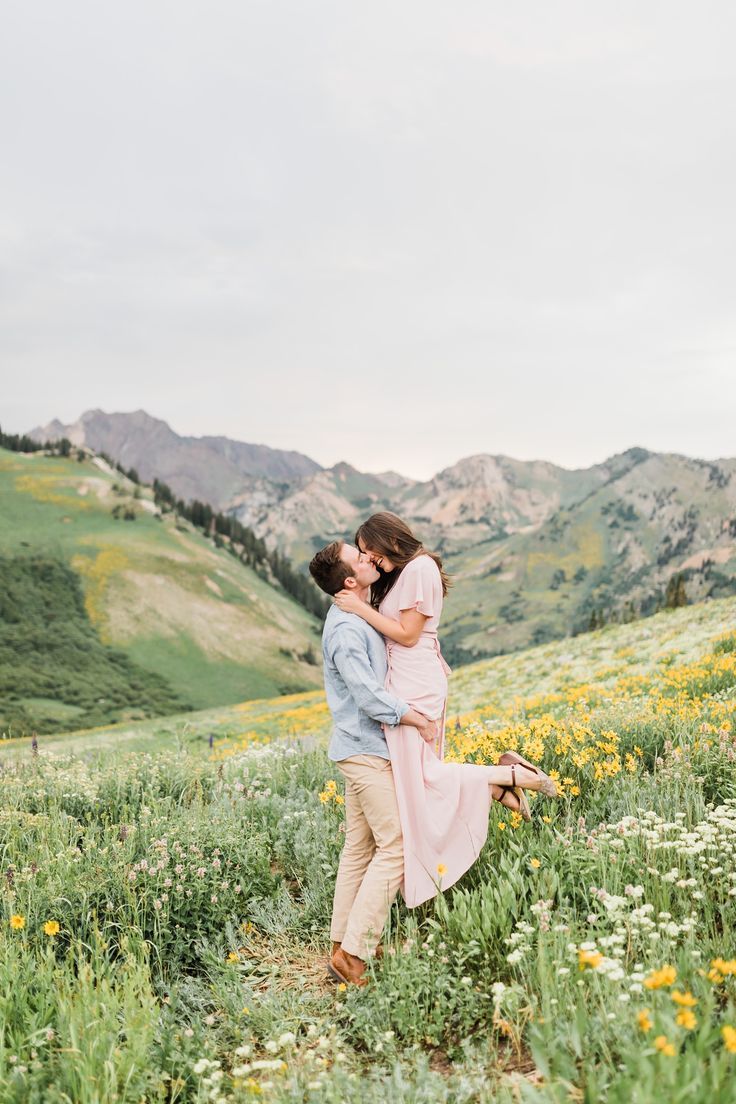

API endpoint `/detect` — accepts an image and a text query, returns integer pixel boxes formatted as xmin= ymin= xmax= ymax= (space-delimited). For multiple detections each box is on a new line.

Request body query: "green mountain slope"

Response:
xmin=441 ymin=452 xmax=736 ymax=660
xmin=22 ymin=409 xmax=736 ymax=664
xmin=3 ymin=592 xmax=733 ymax=761
xmin=0 ymin=448 xmax=323 ymax=734
xmin=0 ymin=555 xmax=186 ymax=734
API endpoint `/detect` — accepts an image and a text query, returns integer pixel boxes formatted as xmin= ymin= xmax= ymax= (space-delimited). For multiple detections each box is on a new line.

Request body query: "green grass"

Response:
xmin=0 ymin=449 xmax=323 ymax=734
xmin=0 ymin=554 xmax=188 ymax=735
xmin=2 ymin=594 xmax=736 ymax=1102
xmin=2 ymin=615 xmax=736 ymax=1100
xmin=130 ymin=635 xmax=303 ymax=710
xmin=4 ymin=595 xmax=734 ymax=760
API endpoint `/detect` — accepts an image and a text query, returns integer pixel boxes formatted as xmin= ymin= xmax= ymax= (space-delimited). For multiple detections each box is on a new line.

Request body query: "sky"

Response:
xmin=1 ymin=1 xmax=735 ymax=480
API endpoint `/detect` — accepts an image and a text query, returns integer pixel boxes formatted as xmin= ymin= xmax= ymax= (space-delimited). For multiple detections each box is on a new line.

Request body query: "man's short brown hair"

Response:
xmin=309 ymin=540 xmax=353 ymax=596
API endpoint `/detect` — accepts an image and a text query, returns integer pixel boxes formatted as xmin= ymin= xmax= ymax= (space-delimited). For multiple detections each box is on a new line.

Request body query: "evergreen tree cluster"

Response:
xmin=0 ymin=426 xmax=71 ymax=455
xmin=96 ymin=450 xmax=141 ymax=485
xmin=152 ymin=479 xmax=329 ymax=619
xmin=583 ymin=574 xmax=689 ymax=634
xmin=1 ymin=428 xmax=328 ymax=621
xmin=664 ymin=572 xmax=688 ymax=609
xmin=0 ymin=555 xmax=187 ymax=736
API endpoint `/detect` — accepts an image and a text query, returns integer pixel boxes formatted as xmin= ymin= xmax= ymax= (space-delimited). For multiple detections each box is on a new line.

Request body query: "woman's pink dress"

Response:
xmin=381 ymin=555 xmax=497 ymax=907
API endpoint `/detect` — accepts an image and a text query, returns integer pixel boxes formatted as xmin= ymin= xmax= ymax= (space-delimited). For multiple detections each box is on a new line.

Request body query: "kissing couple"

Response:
xmin=309 ymin=512 xmax=557 ymax=987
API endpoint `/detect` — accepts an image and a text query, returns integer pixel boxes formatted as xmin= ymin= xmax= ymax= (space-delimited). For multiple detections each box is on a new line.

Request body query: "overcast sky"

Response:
xmin=1 ymin=2 xmax=735 ymax=480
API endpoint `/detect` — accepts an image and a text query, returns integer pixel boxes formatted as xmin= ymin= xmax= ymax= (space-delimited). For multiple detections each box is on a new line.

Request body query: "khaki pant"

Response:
xmin=330 ymin=754 xmax=404 ymax=960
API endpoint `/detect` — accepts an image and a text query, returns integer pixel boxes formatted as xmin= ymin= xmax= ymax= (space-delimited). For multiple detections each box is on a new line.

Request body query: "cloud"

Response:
xmin=1 ymin=1 xmax=735 ymax=480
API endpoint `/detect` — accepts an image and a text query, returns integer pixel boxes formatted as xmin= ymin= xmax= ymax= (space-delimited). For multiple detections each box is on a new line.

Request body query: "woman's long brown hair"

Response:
xmin=354 ymin=512 xmax=451 ymax=610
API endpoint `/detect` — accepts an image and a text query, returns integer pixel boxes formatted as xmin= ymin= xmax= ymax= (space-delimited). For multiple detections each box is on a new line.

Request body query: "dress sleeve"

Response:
xmin=396 ymin=557 xmax=441 ymax=617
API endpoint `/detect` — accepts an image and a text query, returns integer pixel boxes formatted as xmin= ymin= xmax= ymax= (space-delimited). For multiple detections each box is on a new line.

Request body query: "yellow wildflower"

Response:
xmin=671 ymin=990 xmax=697 ymax=1008
xmin=722 ymin=1025 xmax=736 ymax=1053
xmin=644 ymin=965 xmax=677 ymax=990
xmin=498 ymin=821 xmax=507 ymax=831
xmin=654 ymin=1035 xmax=676 ymax=1057
xmin=9 ymin=915 xmax=25 ymax=930
xmin=337 ymin=982 xmax=347 ymax=992
xmin=578 ymin=948 xmax=603 ymax=970
xmin=43 ymin=920 xmax=60 ymax=937
xmin=510 ymin=811 xmax=523 ymax=829
xmin=530 ymin=858 xmax=541 ymax=869
xmin=241 ymin=1007 xmax=250 ymax=1015
xmin=675 ymin=1009 xmax=696 ymax=1031
xmin=542 ymin=815 xmax=552 ymax=824
xmin=227 ymin=951 xmax=239 ymax=962
xmin=436 ymin=863 xmax=447 ymax=876
xmin=637 ymin=1009 xmax=652 ymax=1033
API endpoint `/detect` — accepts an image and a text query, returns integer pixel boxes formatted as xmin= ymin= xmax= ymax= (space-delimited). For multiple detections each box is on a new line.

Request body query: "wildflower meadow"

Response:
xmin=2 ymin=597 xmax=736 ymax=1102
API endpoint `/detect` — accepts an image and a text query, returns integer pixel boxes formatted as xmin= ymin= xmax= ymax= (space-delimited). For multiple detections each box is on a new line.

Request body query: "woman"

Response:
xmin=335 ymin=512 xmax=556 ymax=908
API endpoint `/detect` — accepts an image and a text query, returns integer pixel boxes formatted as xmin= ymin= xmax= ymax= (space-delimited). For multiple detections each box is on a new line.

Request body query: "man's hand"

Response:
xmin=416 ymin=715 xmax=439 ymax=745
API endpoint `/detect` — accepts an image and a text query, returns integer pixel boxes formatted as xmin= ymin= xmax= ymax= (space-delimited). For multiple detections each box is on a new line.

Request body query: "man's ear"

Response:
xmin=342 ymin=575 xmax=358 ymax=590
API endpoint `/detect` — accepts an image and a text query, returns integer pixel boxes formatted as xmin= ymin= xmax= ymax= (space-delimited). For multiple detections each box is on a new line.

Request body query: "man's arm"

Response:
xmin=330 ymin=624 xmax=438 ymax=742
xmin=401 ymin=707 xmax=440 ymax=744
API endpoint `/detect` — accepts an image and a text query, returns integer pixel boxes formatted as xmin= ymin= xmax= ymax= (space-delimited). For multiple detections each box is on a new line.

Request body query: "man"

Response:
xmin=309 ymin=539 xmax=438 ymax=986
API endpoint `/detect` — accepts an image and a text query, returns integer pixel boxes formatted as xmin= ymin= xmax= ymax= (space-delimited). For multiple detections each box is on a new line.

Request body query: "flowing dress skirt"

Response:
xmin=384 ymin=637 xmax=498 ymax=908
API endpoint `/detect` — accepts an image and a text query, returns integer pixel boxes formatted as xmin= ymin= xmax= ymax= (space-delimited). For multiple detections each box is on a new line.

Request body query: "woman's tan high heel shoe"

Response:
xmin=508 ymin=763 xmax=532 ymax=821
xmin=499 ymin=750 xmax=558 ymax=799
xmin=493 ymin=774 xmax=531 ymax=821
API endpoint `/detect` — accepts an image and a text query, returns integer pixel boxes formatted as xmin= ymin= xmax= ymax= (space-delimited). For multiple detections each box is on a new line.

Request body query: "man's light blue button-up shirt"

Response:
xmin=321 ymin=604 xmax=409 ymax=762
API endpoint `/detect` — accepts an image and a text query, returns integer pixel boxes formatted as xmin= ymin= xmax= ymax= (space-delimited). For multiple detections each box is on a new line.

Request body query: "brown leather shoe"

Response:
xmin=329 ymin=942 xmax=382 ymax=962
xmin=327 ymin=947 xmax=367 ymax=987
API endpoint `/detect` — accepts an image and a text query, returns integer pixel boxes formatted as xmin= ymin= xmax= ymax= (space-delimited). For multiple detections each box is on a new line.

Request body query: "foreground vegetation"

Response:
xmin=2 ymin=598 xmax=736 ymax=1102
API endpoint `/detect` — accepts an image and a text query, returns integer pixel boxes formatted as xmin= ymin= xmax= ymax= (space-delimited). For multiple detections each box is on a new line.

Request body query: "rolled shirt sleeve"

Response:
xmin=329 ymin=626 xmax=409 ymax=727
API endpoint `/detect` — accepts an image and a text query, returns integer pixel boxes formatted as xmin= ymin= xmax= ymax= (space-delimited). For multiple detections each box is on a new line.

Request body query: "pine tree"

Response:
xmin=664 ymin=573 xmax=688 ymax=609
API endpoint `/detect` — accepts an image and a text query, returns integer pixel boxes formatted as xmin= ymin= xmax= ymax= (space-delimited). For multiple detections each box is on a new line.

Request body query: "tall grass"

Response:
xmin=2 ymin=613 xmax=736 ymax=1101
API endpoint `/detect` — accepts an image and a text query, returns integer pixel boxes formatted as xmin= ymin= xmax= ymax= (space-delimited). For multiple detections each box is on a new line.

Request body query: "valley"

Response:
xmin=30 ymin=411 xmax=736 ymax=663
xmin=0 ymin=447 xmax=323 ymax=735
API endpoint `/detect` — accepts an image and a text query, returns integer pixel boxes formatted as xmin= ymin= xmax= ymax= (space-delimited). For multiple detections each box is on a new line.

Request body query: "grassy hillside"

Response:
xmin=441 ymin=454 xmax=736 ymax=662
xmin=0 ymin=448 xmax=323 ymax=734
xmin=31 ymin=416 xmax=735 ymax=666
xmin=0 ymin=555 xmax=187 ymax=735
xmin=5 ymin=593 xmax=734 ymax=760
xmin=1 ymin=596 xmax=735 ymax=1101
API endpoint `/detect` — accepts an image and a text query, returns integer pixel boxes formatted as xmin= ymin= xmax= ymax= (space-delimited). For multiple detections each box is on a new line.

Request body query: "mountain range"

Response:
xmin=30 ymin=410 xmax=736 ymax=662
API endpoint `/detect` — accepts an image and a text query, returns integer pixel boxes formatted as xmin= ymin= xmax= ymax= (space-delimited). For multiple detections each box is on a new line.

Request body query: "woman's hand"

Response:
xmin=334 ymin=589 xmax=368 ymax=617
